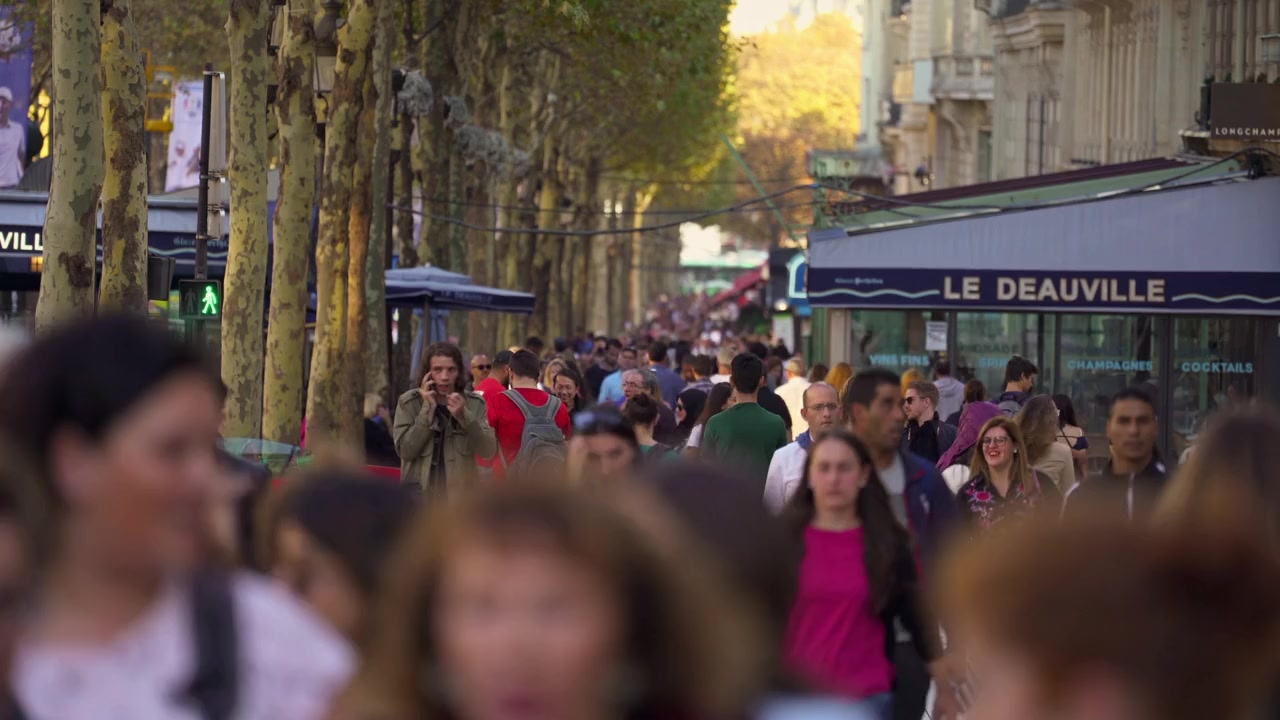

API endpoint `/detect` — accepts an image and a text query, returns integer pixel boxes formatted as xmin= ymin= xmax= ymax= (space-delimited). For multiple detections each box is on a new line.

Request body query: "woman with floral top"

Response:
xmin=956 ymin=416 xmax=1061 ymax=533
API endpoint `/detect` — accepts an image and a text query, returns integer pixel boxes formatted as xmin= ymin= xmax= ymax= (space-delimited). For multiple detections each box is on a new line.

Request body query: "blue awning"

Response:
xmin=385 ymin=274 xmax=535 ymax=314
xmin=807 ymin=175 xmax=1280 ymax=316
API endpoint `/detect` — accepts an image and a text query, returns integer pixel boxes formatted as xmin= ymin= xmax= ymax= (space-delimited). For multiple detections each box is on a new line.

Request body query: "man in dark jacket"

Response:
xmin=900 ymin=380 xmax=957 ymax=464
xmin=1062 ymin=385 xmax=1167 ymax=522
xmin=844 ymin=368 xmax=960 ymax=720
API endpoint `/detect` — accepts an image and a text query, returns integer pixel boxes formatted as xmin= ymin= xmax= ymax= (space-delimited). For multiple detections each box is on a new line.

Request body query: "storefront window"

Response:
xmin=1058 ymin=314 xmax=1159 ymax=467
xmin=849 ymin=310 xmax=945 ymax=376
xmin=1169 ymin=317 xmax=1258 ymax=459
xmin=954 ymin=312 xmax=1040 ymax=396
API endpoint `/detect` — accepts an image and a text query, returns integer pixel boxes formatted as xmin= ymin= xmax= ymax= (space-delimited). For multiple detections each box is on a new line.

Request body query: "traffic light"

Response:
xmin=178 ymin=279 xmax=222 ymax=319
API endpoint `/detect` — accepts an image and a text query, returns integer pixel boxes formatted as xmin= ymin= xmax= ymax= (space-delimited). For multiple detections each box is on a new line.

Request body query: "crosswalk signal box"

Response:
xmin=179 ymin=279 xmax=222 ymax=320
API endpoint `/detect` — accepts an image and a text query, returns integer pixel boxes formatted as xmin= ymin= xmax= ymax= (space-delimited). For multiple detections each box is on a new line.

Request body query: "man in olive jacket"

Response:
xmin=393 ymin=342 xmax=496 ymax=497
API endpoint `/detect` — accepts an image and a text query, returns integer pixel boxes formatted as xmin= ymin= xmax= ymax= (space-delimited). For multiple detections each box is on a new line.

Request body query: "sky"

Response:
xmin=729 ymin=0 xmax=860 ymax=36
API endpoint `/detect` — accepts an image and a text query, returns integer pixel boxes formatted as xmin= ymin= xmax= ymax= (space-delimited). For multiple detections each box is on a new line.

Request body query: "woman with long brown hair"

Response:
xmin=336 ymin=482 xmax=762 ymax=720
xmin=956 ymin=417 xmax=1060 ymax=533
xmin=782 ymin=430 xmax=955 ymax=720
xmin=1016 ymin=395 xmax=1076 ymax=492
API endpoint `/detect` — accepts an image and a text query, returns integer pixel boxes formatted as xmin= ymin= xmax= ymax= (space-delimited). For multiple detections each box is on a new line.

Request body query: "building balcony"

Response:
xmin=892 ymin=64 xmax=914 ymax=105
xmin=931 ymin=55 xmax=995 ymax=102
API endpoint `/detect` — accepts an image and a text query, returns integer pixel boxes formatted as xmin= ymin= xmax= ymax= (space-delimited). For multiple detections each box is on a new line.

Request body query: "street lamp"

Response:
xmin=314 ymin=0 xmax=343 ymax=99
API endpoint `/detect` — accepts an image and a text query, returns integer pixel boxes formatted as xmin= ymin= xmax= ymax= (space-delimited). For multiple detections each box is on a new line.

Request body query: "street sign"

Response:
xmin=178 ymin=279 xmax=222 ymax=319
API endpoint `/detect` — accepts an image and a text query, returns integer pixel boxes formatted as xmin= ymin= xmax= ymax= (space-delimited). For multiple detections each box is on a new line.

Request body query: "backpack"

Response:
xmin=500 ymin=389 xmax=567 ymax=476
xmin=996 ymin=392 xmax=1026 ymax=418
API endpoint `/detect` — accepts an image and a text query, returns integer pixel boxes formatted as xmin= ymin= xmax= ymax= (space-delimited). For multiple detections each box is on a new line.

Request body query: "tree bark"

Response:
xmin=36 ymin=0 xmax=102 ymax=330
xmin=99 ymin=0 xmax=148 ymax=313
xmin=220 ymin=0 xmax=272 ymax=439
xmin=416 ymin=0 xmax=450 ymax=267
xmin=363 ymin=0 xmax=394 ymax=403
xmin=305 ymin=0 xmax=376 ymax=454
xmin=262 ymin=0 xmax=315 ymax=446
xmin=528 ymin=139 xmax=559 ymax=341
xmin=344 ymin=73 xmax=376 ymax=439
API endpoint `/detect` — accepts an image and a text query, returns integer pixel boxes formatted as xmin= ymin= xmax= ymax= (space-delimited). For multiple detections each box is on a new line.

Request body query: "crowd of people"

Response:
xmin=0 ymin=315 xmax=1276 ymax=720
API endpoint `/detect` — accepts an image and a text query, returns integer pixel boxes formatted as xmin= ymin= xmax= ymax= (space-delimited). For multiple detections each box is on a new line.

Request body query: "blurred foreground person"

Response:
xmin=783 ymin=430 xmax=957 ymax=720
xmin=336 ymin=482 xmax=759 ymax=720
xmin=268 ymin=471 xmax=416 ymax=644
xmin=638 ymin=460 xmax=880 ymax=720
xmin=567 ymin=404 xmax=641 ymax=482
xmin=1155 ymin=405 xmax=1280 ymax=720
xmin=939 ymin=518 xmax=1280 ymax=720
xmin=0 ymin=316 xmax=351 ymax=720
xmin=0 ymin=449 xmax=39 ymax=717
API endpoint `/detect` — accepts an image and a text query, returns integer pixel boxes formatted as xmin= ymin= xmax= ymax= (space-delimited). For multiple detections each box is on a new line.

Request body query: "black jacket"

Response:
xmin=879 ymin=540 xmax=942 ymax=665
xmin=900 ymin=417 xmax=957 ymax=465
xmin=1061 ymin=456 xmax=1167 ymax=522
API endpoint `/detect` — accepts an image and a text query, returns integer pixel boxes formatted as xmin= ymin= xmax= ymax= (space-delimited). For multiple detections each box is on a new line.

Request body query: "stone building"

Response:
xmin=871 ymin=0 xmax=996 ymax=192
xmin=989 ymin=0 xmax=1280 ymax=180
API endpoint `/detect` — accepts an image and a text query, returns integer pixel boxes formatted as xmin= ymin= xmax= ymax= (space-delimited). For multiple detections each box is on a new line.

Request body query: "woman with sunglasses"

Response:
xmin=674 ymin=388 xmax=707 ymax=446
xmin=567 ymin=404 xmax=642 ymax=481
xmin=956 ymin=417 xmax=1060 ymax=534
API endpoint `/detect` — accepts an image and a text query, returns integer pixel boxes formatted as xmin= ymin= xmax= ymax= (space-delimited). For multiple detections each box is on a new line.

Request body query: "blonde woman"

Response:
xmin=956 ymin=416 xmax=1061 ymax=534
xmin=1017 ymin=395 xmax=1076 ymax=492
xmin=826 ymin=362 xmax=854 ymax=401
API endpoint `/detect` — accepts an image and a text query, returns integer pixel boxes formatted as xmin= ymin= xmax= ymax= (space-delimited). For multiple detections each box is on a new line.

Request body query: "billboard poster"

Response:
xmin=165 ymin=80 xmax=204 ymax=191
xmin=0 ymin=11 xmax=33 ymax=189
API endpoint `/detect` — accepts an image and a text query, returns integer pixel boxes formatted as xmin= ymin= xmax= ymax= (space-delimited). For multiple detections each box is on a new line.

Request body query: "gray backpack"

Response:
xmin=499 ymin=389 xmax=567 ymax=476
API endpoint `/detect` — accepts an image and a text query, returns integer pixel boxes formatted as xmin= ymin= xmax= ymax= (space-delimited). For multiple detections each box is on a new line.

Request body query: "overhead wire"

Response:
xmin=390 ymin=147 xmax=1280 ymax=238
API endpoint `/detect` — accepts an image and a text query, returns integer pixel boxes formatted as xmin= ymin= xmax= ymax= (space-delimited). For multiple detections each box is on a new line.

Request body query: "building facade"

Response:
xmin=990 ymin=0 xmax=1280 ymax=180
xmin=872 ymin=0 xmax=996 ymax=192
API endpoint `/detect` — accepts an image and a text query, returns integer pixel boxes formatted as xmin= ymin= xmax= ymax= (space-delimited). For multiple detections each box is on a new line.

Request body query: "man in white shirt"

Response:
xmin=709 ymin=345 xmax=735 ymax=385
xmin=773 ymin=357 xmax=811 ymax=435
xmin=763 ymin=382 xmax=839 ymax=513
xmin=0 ymin=87 xmax=26 ymax=189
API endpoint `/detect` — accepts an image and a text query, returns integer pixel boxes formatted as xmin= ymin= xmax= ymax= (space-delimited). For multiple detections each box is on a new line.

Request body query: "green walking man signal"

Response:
xmin=178 ymin=279 xmax=222 ymax=320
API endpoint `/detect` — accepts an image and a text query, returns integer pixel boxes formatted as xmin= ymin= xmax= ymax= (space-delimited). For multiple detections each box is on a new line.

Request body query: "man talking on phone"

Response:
xmin=393 ymin=342 xmax=496 ymax=500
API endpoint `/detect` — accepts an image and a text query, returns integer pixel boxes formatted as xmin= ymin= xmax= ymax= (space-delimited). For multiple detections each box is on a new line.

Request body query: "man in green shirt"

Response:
xmin=703 ymin=352 xmax=789 ymax=492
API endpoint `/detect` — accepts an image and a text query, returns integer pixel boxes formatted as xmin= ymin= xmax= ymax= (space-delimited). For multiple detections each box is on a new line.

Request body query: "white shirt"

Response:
xmin=773 ymin=377 xmax=810 ymax=436
xmin=0 ymin=122 xmax=26 ymax=188
xmin=763 ymin=441 xmax=807 ymax=514
xmin=709 ymin=373 xmax=731 ymax=385
xmin=15 ymin=573 xmax=354 ymax=720
xmin=686 ymin=423 xmax=705 ymax=448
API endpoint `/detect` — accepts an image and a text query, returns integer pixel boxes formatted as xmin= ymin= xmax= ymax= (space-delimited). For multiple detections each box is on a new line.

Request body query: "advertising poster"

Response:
xmin=0 ymin=11 xmax=33 ymax=189
xmin=165 ymin=80 xmax=204 ymax=191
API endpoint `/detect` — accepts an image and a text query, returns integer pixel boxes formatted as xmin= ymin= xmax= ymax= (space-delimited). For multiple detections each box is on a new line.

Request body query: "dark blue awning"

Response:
xmin=807 ymin=175 xmax=1280 ymax=316
xmin=385 ymin=279 xmax=535 ymax=314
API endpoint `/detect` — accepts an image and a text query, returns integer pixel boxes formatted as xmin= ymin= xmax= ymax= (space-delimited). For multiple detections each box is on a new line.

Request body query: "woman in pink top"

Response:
xmin=783 ymin=429 xmax=952 ymax=720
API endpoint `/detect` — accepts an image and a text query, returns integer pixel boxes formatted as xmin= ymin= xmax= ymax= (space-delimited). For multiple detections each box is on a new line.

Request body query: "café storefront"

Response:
xmin=807 ymin=170 xmax=1280 ymax=466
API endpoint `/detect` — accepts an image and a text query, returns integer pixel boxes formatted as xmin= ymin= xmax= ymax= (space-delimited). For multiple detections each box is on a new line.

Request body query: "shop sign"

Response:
xmin=0 ymin=225 xmax=227 ymax=268
xmin=1210 ymin=83 xmax=1280 ymax=140
xmin=807 ymin=268 xmax=1280 ymax=315
xmin=1180 ymin=360 xmax=1254 ymax=374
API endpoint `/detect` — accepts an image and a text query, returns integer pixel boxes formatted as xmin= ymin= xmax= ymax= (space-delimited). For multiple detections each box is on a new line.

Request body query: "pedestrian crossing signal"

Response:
xmin=179 ymin=279 xmax=222 ymax=319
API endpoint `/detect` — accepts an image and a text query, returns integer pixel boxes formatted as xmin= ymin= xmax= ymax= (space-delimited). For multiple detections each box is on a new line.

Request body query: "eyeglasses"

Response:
xmin=806 ymin=402 xmax=839 ymax=413
xmin=903 ymin=397 xmax=918 ymax=406
xmin=980 ymin=436 xmax=1011 ymax=447
xmin=473 ymin=364 xmax=491 ymax=371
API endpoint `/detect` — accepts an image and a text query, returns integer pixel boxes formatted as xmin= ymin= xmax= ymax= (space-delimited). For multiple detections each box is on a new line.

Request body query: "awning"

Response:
xmin=710 ymin=265 xmax=765 ymax=307
xmin=385 ymin=268 xmax=535 ymax=314
xmin=807 ymin=174 xmax=1280 ymax=316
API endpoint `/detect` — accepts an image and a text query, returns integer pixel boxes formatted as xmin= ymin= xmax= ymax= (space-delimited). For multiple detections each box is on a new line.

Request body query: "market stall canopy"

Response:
xmin=385 ymin=267 xmax=535 ymax=314
xmin=709 ymin=264 xmax=765 ymax=308
xmin=807 ymin=172 xmax=1280 ymax=316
